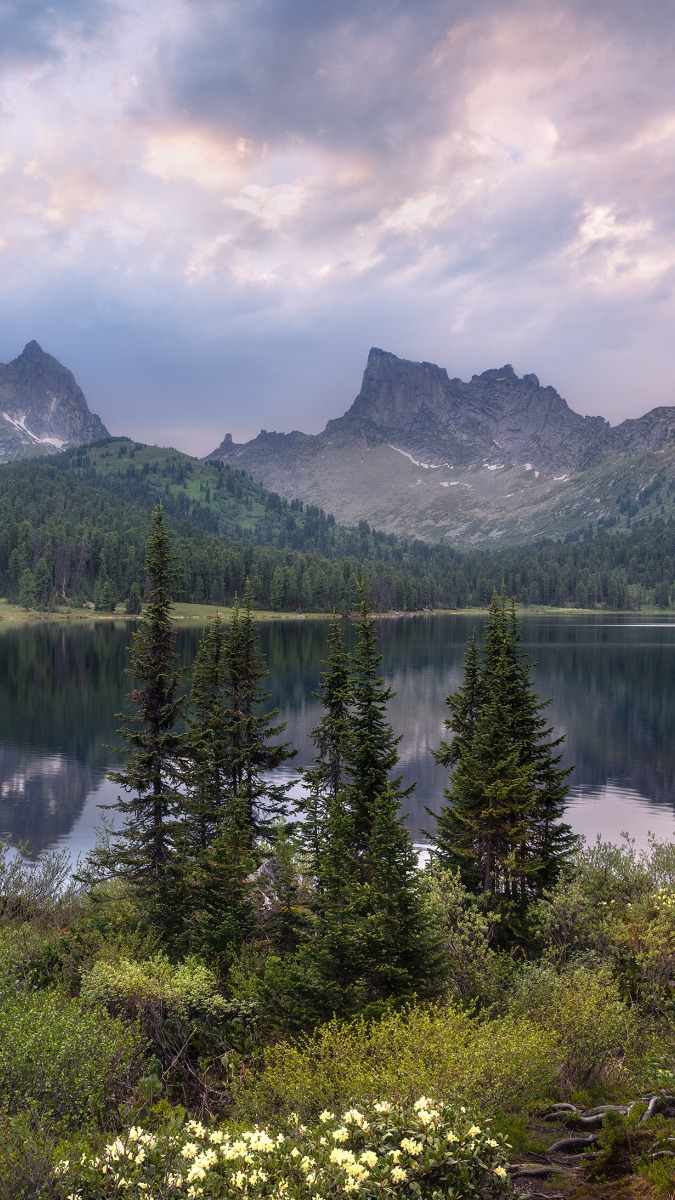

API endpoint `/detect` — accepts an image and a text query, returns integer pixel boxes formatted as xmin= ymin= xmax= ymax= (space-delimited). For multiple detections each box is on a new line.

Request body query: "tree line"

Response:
xmin=3 ymin=456 xmax=675 ymax=613
xmin=93 ymin=506 xmax=573 ymax=1021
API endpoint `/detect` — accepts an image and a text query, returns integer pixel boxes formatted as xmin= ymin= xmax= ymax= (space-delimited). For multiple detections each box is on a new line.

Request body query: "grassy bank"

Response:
xmin=1 ymin=597 xmax=674 ymax=627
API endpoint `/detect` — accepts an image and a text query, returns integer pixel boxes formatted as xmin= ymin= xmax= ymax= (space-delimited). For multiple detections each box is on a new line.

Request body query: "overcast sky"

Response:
xmin=1 ymin=0 xmax=675 ymax=455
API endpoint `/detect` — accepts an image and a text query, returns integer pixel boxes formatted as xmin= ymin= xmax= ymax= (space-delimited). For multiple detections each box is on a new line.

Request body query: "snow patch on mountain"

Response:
xmin=2 ymin=412 xmax=66 ymax=448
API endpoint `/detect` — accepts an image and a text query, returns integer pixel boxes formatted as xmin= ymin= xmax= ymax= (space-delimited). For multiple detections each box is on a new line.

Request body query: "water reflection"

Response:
xmin=0 ymin=615 xmax=673 ymax=857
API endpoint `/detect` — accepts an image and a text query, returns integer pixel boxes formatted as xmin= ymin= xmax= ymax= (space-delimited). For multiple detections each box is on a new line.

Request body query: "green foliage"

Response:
xmin=104 ymin=504 xmax=184 ymax=933
xmin=81 ymin=953 xmax=259 ymax=1110
xmin=125 ymin=581 xmax=142 ymax=614
xmin=422 ymin=866 xmax=508 ymax=1006
xmin=531 ymin=836 xmax=675 ymax=1016
xmin=233 ymin=1003 xmax=561 ymax=1122
xmin=506 ymin=962 xmax=637 ymax=1090
xmin=0 ymin=841 xmax=82 ymax=929
xmin=0 ymin=987 xmax=142 ymax=1126
xmin=80 ymin=953 xmax=230 ymax=1024
xmin=432 ymin=589 xmax=574 ymax=903
xmin=56 ymin=1097 xmax=512 ymax=1200
xmin=295 ymin=590 xmax=444 ymax=1014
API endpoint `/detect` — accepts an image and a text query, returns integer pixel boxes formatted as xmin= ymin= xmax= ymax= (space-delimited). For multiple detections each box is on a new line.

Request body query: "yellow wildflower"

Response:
xmin=400 ymin=1138 xmax=423 ymax=1156
xmin=494 ymin=1166 xmax=507 ymax=1179
xmin=391 ymin=1167 xmax=408 ymax=1183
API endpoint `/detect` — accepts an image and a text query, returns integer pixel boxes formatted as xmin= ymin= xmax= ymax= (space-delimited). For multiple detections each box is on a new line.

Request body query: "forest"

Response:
xmin=0 ymin=507 xmax=674 ymax=1200
xmin=3 ymin=450 xmax=675 ymax=613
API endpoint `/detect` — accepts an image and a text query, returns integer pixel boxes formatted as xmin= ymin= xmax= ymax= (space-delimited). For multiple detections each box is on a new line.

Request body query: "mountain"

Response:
xmin=207 ymin=348 xmax=675 ymax=545
xmin=0 ymin=341 xmax=109 ymax=461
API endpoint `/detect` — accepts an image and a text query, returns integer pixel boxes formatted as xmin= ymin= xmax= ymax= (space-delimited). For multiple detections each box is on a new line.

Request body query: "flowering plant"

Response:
xmin=56 ymin=1095 xmax=511 ymax=1199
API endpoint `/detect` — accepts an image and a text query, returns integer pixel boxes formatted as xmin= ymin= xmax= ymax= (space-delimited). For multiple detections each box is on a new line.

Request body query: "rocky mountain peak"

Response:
xmin=206 ymin=346 xmax=675 ymax=547
xmin=0 ymin=342 xmax=109 ymax=462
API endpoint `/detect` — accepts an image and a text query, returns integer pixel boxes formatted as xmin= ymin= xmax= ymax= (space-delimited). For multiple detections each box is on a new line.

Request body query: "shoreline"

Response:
xmin=0 ymin=598 xmax=673 ymax=626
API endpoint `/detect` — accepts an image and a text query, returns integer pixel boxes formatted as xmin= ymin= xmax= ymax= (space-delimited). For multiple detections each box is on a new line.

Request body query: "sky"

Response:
xmin=1 ymin=0 xmax=675 ymax=455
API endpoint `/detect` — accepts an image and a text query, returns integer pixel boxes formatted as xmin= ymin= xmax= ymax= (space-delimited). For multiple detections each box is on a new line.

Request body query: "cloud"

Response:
xmin=1 ymin=0 xmax=675 ymax=452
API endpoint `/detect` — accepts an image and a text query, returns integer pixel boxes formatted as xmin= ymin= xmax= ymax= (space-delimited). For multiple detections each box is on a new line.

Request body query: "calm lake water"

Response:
xmin=2 ymin=614 xmax=675 ymax=859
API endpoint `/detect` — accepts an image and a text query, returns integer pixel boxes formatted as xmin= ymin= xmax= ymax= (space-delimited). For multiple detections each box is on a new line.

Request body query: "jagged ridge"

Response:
xmin=207 ymin=348 xmax=675 ymax=546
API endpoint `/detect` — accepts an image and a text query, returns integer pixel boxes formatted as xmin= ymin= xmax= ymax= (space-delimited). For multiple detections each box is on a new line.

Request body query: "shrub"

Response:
xmin=81 ymin=955 xmax=258 ymax=1111
xmin=0 ymin=924 xmax=67 ymax=995
xmin=81 ymin=954 xmax=230 ymax=1024
xmin=232 ymin=1002 xmax=560 ymax=1122
xmin=0 ymin=842 xmax=82 ymax=929
xmin=506 ymin=963 xmax=637 ymax=1089
xmin=0 ymin=988 xmax=143 ymax=1126
xmin=422 ymin=866 xmax=508 ymax=1005
xmin=607 ymin=885 xmax=675 ymax=1016
xmin=56 ymin=1096 xmax=511 ymax=1200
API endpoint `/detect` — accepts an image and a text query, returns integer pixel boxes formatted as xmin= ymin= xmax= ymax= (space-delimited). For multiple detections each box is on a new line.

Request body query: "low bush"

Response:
xmin=0 ymin=842 xmax=83 ymax=929
xmin=506 ymin=962 xmax=637 ymax=1089
xmin=232 ymin=1002 xmax=561 ymax=1122
xmin=0 ymin=987 xmax=143 ymax=1126
xmin=81 ymin=954 xmax=259 ymax=1111
xmin=56 ymin=1096 xmax=511 ymax=1200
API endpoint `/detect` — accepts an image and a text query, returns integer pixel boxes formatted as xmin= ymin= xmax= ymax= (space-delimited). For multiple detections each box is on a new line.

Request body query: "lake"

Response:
xmin=1 ymin=614 xmax=675 ymax=860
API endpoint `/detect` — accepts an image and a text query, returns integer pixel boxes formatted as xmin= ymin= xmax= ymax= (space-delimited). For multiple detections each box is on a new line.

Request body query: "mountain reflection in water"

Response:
xmin=0 ymin=615 xmax=673 ymax=858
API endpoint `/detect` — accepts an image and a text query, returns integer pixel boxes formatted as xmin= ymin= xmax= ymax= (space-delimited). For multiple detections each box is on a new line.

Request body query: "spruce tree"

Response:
xmin=432 ymin=629 xmax=482 ymax=771
xmin=300 ymin=613 xmax=352 ymax=891
xmin=359 ymin=783 xmax=444 ymax=1003
xmin=345 ymin=583 xmax=415 ymax=866
xmin=304 ymin=587 xmax=443 ymax=1010
xmin=106 ymin=503 xmax=183 ymax=930
xmin=178 ymin=614 xmax=255 ymax=959
xmin=224 ymin=582 xmax=295 ymax=844
xmin=432 ymin=588 xmax=573 ymax=900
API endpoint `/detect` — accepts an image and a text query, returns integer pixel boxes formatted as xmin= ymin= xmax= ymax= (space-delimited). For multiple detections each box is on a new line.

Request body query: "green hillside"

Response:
xmin=0 ymin=443 xmax=674 ymax=612
xmin=64 ymin=438 xmax=402 ymax=560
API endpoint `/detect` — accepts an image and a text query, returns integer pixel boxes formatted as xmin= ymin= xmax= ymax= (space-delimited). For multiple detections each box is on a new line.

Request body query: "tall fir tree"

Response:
xmin=359 ymin=783 xmax=445 ymax=1003
xmin=345 ymin=583 xmax=415 ymax=869
xmin=300 ymin=613 xmax=352 ymax=893
xmin=302 ymin=586 xmax=443 ymax=1010
xmin=178 ymin=613 xmax=255 ymax=959
xmin=432 ymin=588 xmax=573 ymax=900
xmin=224 ymin=582 xmax=295 ymax=846
xmin=105 ymin=503 xmax=183 ymax=931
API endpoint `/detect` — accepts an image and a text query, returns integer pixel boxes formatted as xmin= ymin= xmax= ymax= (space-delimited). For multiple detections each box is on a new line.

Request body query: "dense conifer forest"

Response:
xmin=2 ymin=445 xmax=675 ymax=613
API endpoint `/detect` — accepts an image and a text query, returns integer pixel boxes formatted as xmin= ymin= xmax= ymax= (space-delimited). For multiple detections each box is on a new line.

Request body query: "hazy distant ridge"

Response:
xmin=207 ymin=348 xmax=675 ymax=546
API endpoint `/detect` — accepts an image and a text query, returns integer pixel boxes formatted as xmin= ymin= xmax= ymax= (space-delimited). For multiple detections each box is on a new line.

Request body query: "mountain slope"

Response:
xmin=207 ymin=349 xmax=675 ymax=546
xmin=0 ymin=341 xmax=109 ymax=461
xmin=62 ymin=437 xmax=403 ymax=560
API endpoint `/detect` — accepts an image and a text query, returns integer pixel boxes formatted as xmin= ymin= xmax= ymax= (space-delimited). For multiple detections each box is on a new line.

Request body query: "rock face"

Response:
xmin=207 ymin=348 xmax=675 ymax=545
xmin=0 ymin=341 xmax=109 ymax=461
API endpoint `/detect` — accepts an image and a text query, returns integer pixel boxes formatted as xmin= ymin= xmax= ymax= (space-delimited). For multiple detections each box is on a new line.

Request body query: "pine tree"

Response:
xmin=18 ymin=568 xmax=36 ymax=610
xmin=178 ymin=614 xmax=255 ymax=958
xmin=359 ymin=783 xmax=445 ymax=1003
xmin=432 ymin=588 xmax=574 ymax=900
xmin=345 ymin=583 xmax=415 ymax=867
xmin=303 ymin=587 xmax=442 ymax=1010
xmin=300 ymin=613 xmax=352 ymax=891
xmin=105 ymin=503 xmax=183 ymax=930
xmin=224 ymin=582 xmax=295 ymax=845
xmin=126 ymin=582 xmax=142 ymax=614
